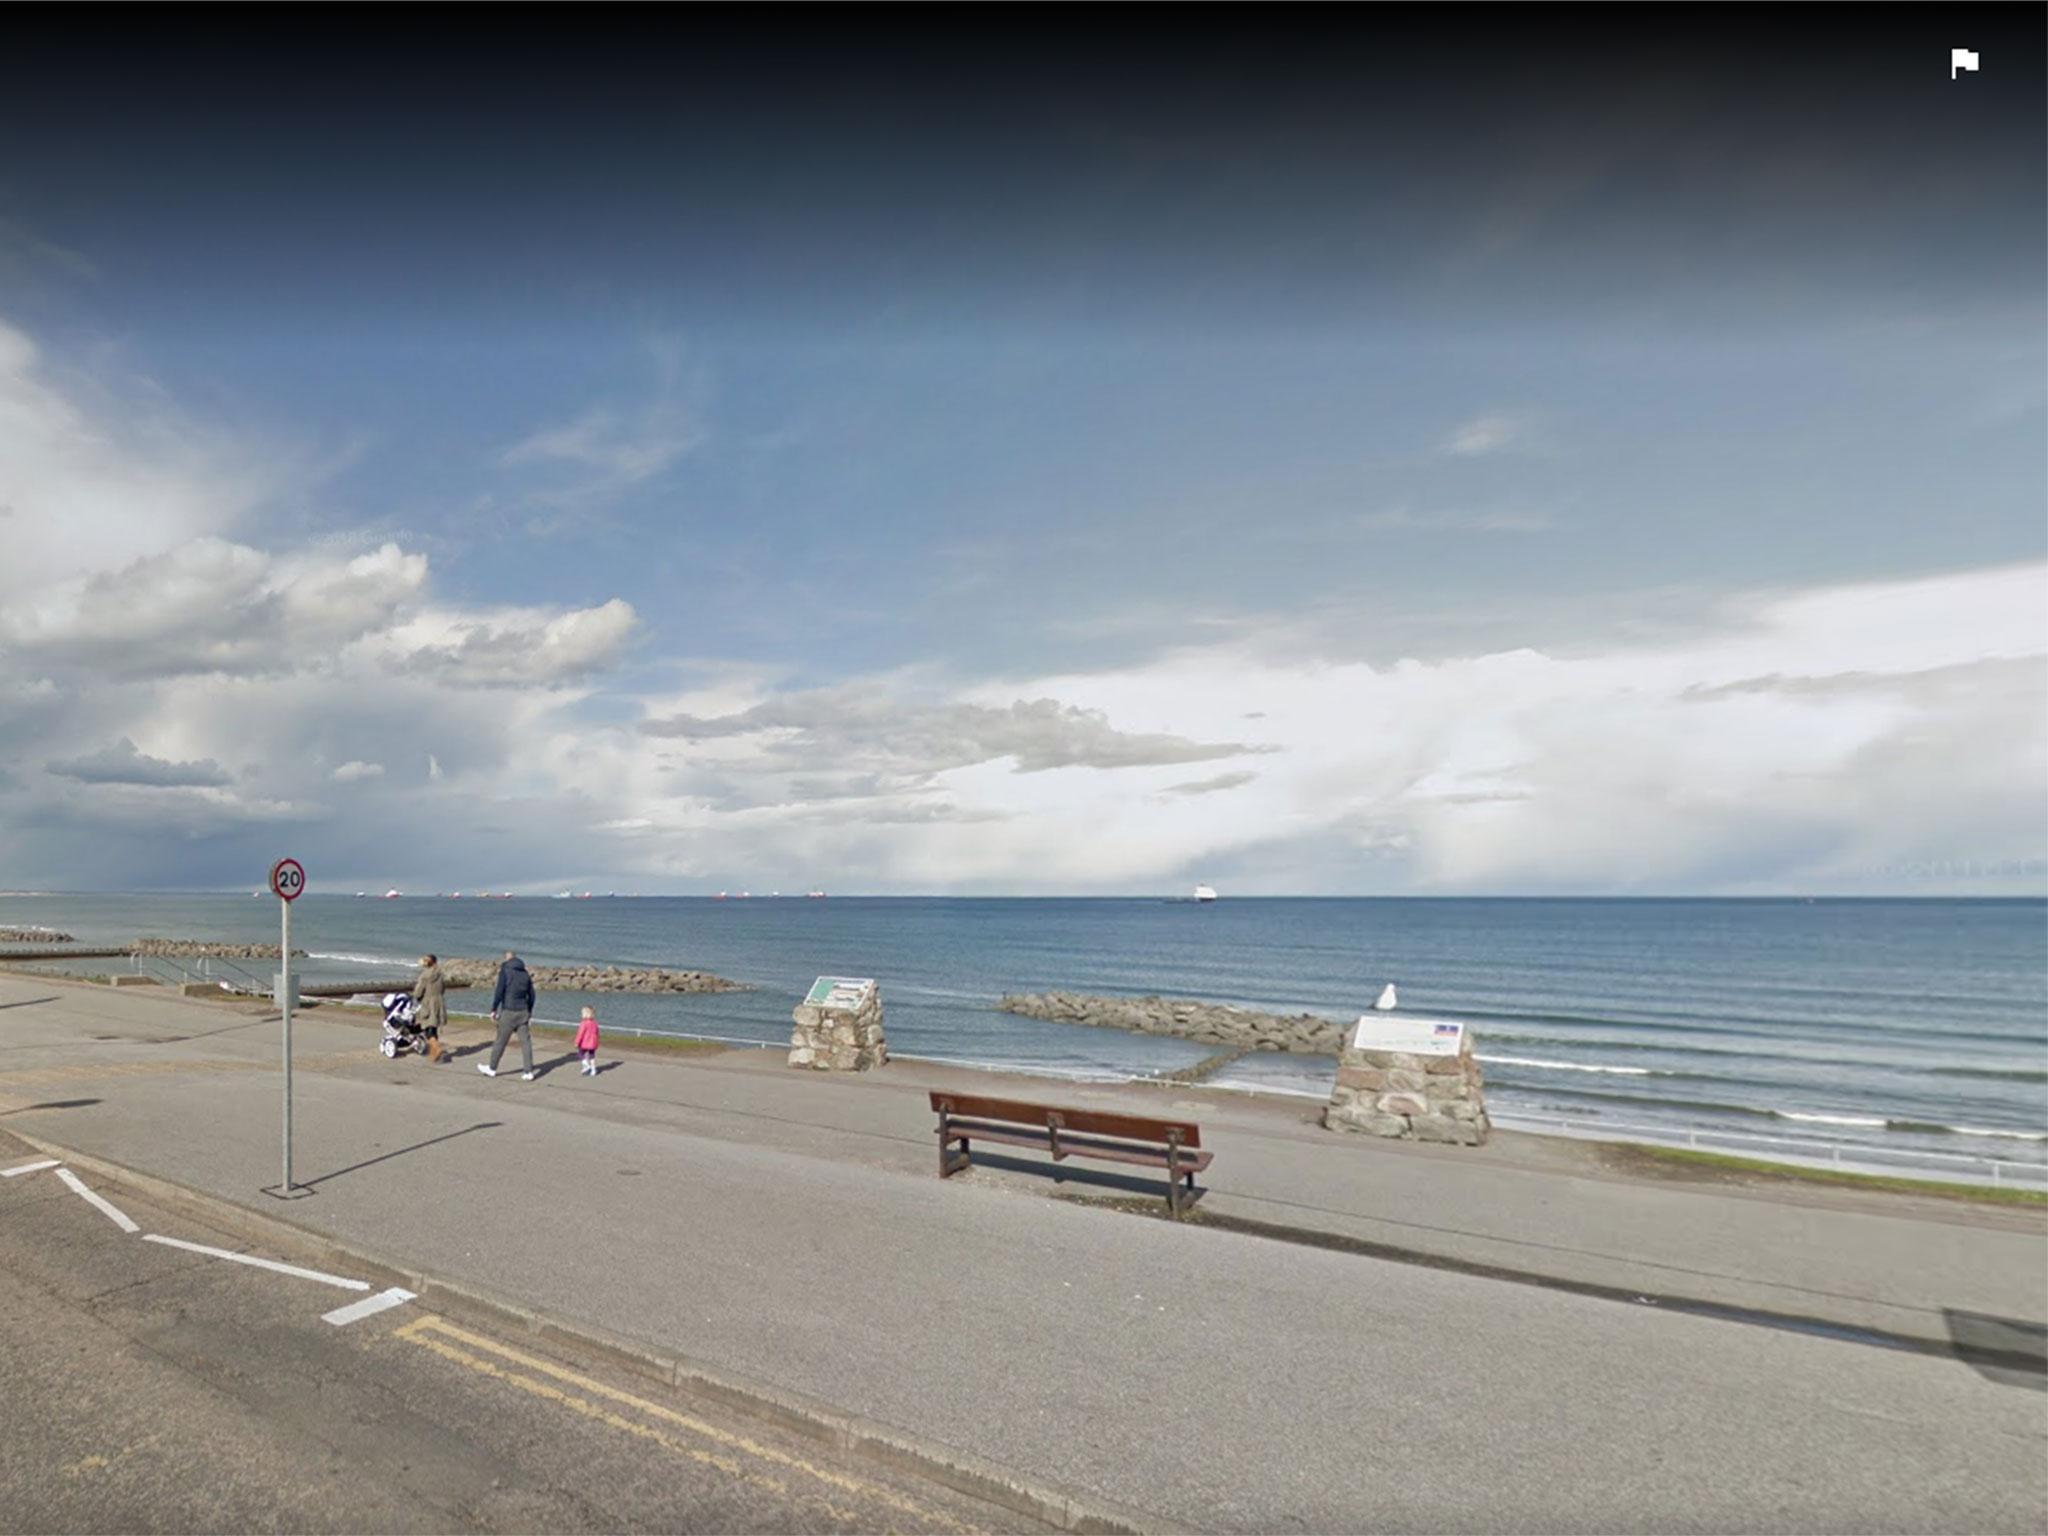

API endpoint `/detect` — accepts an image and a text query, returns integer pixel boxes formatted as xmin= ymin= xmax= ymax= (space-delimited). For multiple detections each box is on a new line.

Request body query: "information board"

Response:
xmin=1351 ymin=1014 xmax=1466 ymax=1057
xmin=805 ymin=976 xmax=875 ymax=1011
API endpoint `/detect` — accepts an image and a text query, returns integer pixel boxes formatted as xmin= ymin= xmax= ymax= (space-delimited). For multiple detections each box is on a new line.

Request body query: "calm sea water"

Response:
xmin=4 ymin=895 xmax=2043 ymax=1173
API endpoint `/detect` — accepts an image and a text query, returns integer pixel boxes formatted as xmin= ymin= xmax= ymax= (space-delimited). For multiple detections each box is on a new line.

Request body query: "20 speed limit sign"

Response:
xmin=269 ymin=858 xmax=306 ymax=902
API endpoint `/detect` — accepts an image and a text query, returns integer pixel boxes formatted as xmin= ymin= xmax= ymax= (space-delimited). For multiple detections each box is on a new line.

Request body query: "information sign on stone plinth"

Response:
xmin=790 ymin=975 xmax=886 ymax=1071
xmin=1324 ymin=1006 xmax=1489 ymax=1146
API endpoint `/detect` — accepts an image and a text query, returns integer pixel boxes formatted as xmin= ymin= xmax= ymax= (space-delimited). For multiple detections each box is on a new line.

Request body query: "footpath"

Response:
xmin=0 ymin=970 xmax=2043 ymax=1534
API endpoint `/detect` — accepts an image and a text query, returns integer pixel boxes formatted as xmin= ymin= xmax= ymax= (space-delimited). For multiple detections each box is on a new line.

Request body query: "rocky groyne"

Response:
xmin=133 ymin=937 xmax=306 ymax=959
xmin=439 ymin=958 xmax=744 ymax=994
xmin=998 ymin=992 xmax=1345 ymax=1054
xmin=105 ymin=939 xmax=740 ymax=994
xmin=0 ymin=927 xmax=75 ymax=944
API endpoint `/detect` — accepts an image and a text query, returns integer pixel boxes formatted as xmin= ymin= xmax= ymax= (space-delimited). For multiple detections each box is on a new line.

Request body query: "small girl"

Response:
xmin=575 ymin=1006 xmax=601 ymax=1076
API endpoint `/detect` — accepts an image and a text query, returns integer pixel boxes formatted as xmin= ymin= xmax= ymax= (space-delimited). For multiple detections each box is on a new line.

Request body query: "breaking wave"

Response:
xmin=1477 ymin=1054 xmax=1655 ymax=1076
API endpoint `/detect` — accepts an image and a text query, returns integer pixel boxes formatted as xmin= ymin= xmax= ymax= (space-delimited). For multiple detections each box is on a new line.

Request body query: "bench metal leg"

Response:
xmin=937 ymin=1110 xmax=970 ymax=1178
xmin=938 ymin=1132 xmax=971 ymax=1179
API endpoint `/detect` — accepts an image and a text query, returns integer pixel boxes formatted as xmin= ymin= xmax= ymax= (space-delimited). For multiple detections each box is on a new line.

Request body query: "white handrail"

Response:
xmin=1489 ymin=1111 xmax=2045 ymax=1187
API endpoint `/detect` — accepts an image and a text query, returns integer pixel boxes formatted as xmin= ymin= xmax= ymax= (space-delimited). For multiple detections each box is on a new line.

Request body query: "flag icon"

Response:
xmin=1951 ymin=48 xmax=1980 ymax=79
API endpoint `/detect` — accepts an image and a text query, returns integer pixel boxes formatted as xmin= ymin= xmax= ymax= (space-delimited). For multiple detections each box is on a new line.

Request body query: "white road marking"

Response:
xmin=322 ymin=1286 xmax=417 ymax=1326
xmin=55 ymin=1167 xmax=140 ymax=1232
xmin=0 ymin=1158 xmax=61 ymax=1178
xmin=141 ymin=1233 xmax=370 ymax=1291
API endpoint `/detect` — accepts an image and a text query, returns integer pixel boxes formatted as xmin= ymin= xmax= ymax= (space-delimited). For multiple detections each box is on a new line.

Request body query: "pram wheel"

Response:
xmin=379 ymin=1038 xmax=398 ymax=1058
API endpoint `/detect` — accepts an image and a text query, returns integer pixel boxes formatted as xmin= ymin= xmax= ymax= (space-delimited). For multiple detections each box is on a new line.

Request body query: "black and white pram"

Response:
xmin=379 ymin=991 xmax=435 ymax=1058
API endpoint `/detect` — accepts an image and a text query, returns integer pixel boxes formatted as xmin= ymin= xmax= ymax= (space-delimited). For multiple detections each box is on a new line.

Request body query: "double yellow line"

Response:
xmin=392 ymin=1314 xmax=977 ymax=1534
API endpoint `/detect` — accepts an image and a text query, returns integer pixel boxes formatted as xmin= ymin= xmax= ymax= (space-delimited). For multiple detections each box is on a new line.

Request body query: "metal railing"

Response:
xmin=125 ymin=951 xmax=275 ymax=995
xmin=1490 ymin=1110 xmax=2046 ymax=1189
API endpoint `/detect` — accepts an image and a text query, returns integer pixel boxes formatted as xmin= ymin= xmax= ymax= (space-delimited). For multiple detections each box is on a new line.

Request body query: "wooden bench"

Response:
xmin=929 ymin=1091 xmax=1214 ymax=1217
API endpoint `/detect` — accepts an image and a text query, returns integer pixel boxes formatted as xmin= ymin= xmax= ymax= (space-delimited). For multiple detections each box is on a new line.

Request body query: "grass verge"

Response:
xmin=1600 ymin=1142 xmax=2047 ymax=1207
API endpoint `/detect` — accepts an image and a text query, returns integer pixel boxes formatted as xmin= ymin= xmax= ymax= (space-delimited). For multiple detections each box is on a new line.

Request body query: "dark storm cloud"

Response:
xmin=1161 ymin=772 xmax=1259 ymax=798
xmin=46 ymin=738 xmax=233 ymax=789
xmin=643 ymin=691 xmax=1265 ymax=776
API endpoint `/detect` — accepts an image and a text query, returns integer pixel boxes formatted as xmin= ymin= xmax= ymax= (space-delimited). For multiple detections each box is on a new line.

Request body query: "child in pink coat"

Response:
xmin=575 ymin=1006 xmax=601 ymax=1076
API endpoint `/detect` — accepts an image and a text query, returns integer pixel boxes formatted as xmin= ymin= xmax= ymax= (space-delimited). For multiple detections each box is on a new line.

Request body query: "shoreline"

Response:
xmin=4 ymin=921 xmax=2042 ymax=1185
xmin=7 ymin=958 xmax=2043 ymax=1191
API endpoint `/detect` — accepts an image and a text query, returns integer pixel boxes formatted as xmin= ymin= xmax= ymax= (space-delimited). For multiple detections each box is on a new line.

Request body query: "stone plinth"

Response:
xmin=789 ymin=982 xmax=886 ymax=1071
xmin=1323 ymin=1019 xmax=1489 ymax=1145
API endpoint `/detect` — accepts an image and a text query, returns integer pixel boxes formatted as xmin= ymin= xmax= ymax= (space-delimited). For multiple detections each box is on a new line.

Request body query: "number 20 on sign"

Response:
xmin=269 ymin=858 xmax=305 ymax=901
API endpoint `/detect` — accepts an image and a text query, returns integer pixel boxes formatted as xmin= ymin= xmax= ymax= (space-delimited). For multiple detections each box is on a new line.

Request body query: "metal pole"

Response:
xmin=281 ymin=895 xmax=293 ymax=1193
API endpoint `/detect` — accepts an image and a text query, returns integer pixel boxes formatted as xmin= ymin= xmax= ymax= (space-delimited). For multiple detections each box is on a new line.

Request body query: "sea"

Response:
xmin=4 ymin=894 xmax=2043 ymax=1180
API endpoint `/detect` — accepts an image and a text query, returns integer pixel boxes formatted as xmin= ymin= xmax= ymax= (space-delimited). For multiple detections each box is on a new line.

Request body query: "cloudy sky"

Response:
xmin=1 ymin=10 xmax=2042 ymax=895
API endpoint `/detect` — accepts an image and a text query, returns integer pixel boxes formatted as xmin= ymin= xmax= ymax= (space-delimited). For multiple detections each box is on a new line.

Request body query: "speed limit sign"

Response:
xmin=269 ymin=858 xmax=306 ymax=902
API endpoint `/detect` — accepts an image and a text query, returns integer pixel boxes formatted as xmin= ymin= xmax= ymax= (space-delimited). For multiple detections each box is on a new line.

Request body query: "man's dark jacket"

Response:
xmin=491 ymin=957 xmax=536 ymax=1013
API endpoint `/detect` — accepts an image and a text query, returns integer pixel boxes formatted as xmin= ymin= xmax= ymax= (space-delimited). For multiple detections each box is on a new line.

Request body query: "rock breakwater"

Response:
xmin=133 ymin=937 xmax=305 ymax=959
xmin=439 ymin=958 xmax=743 ymax=994
xmin=998 ymin=992 xmax=1344 ymax=1054
xmin=0 ymin=927 xmax=75 ymax=944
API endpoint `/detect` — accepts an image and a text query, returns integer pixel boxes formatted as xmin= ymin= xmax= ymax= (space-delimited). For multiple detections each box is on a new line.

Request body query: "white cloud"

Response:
xmin=1440 ymin=413 xmax=1528 ymax=457
xmin=951 ymin=562 xmax=2046 ymax=893
xmin=503 ymin=404 xmax=700 ymax=486
xmin=0 ymin=538 xmax=431 ymax=679
xmin=0 ymin=314 xmax=651 ymax=890
xmin=0 ymin=320 xmax=288 ymax=591
xmin=379 ymin=598 xmax=640 ymax=687
xmin=501 ymin=342 xmax=705 ymax=508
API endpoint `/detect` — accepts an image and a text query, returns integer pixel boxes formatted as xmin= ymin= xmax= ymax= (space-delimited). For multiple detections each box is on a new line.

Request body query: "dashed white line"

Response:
xmin=55 ymin=1167 xmax=140 ymax=1232
xmin=322 ymin=1286 xmax=417 ymax=1326
xmin=0 ymin=1158 xmax=61 ymax=1178
xmin=140 ymin=1233 xmax=370 ymax=1291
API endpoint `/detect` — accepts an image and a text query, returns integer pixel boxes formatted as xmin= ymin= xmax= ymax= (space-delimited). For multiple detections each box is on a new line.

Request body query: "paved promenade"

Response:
xmin=1 ymin=971 xmax=2043 ymax=1533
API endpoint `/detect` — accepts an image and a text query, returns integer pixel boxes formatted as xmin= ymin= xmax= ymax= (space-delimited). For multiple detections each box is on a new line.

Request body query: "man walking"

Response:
xmin=481 ymin=950 xmax=537 ymax=1080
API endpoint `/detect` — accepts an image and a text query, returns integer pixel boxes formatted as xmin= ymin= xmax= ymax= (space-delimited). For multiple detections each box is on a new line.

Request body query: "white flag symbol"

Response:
xmin=1951 ymin=48 xmax=1980 ymax=79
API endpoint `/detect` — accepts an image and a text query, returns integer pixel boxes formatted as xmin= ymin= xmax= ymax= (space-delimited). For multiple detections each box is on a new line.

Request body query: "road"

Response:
xmin=0 ymin=1132 xmax=1036 ymax=1534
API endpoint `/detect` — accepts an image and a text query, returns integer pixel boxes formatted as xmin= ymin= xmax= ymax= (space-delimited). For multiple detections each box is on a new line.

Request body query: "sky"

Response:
xmin=0 ymin=8 xmax=2043 ymax=895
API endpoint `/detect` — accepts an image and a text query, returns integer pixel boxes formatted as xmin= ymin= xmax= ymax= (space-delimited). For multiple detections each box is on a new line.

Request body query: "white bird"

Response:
xmin=1373 ymin=983 xmax=1398 ymax=1011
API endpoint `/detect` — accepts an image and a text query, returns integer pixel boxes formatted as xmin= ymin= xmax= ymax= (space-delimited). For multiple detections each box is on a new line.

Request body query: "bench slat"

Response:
xmin=928 ymin=1091 xmax=1203 ymax=1149
xmin=940 ymin=1121 xmax=1216 ymax=1172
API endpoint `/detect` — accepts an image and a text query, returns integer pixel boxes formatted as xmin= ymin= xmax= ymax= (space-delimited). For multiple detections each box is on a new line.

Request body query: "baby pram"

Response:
xmin=379 ymin=991 xmax=439 ymax=1059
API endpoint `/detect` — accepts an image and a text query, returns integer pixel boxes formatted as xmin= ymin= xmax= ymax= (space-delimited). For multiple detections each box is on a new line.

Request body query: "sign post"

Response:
xmin=266 ymin=858 xmax=307 ymax=1198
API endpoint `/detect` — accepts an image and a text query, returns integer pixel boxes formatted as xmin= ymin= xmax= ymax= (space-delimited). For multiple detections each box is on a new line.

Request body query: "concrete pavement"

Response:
xmin=1 ymin=970 xmax=2043 ymax=1532
xmin=0 ymin=1124 xmax=1027 ymax=1534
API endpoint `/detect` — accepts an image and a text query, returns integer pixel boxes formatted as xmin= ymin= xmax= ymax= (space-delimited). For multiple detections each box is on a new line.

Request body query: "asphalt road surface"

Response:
xmin=0 ymin=1137 xmax=1037 ymax=1534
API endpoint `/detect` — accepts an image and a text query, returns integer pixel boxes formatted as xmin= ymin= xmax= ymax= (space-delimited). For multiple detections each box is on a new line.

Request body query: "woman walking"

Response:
xmin=409 ymin=954 xmax=447 ymax=1062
